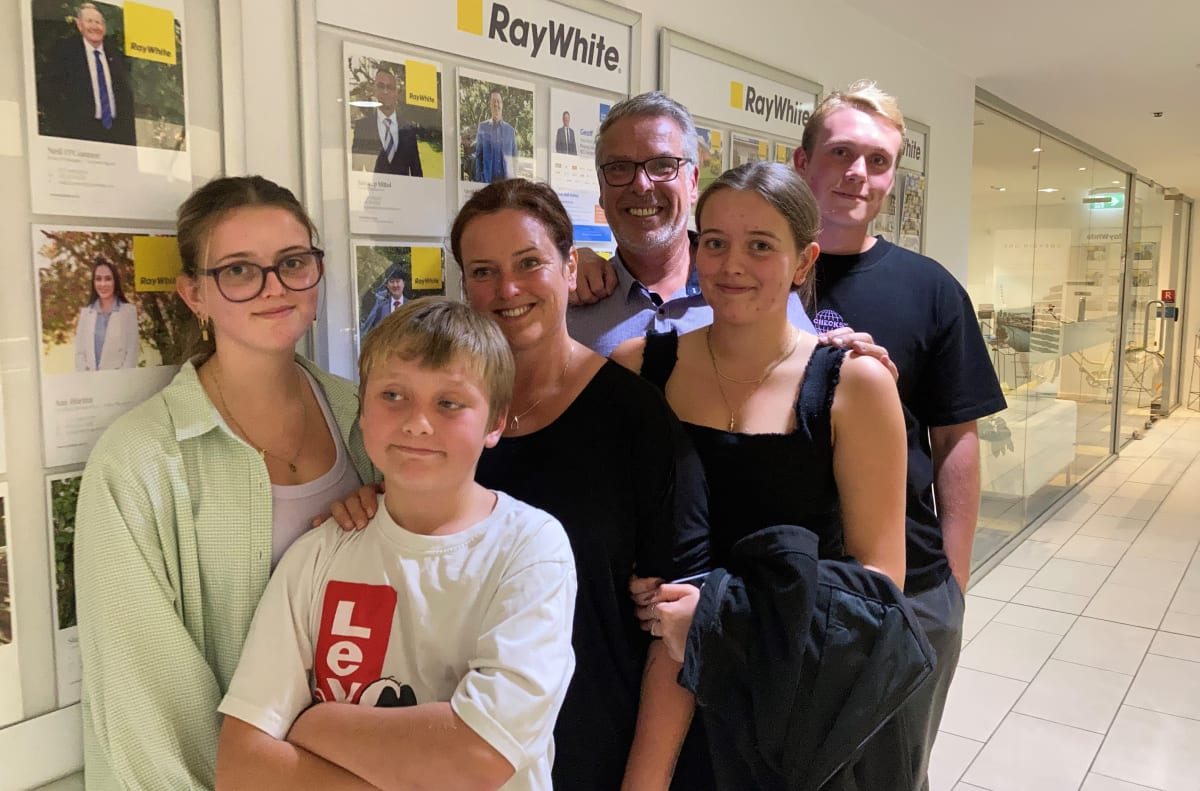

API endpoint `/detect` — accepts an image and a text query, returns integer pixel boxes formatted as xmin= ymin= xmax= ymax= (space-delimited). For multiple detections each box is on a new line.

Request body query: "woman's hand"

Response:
xmin=631 ymin=576 xmax=699 ymax=664
xmin=311 ymin=483 xmax=381 ymax=530
xmin=817 ymin=327 xmax=899 ymax=382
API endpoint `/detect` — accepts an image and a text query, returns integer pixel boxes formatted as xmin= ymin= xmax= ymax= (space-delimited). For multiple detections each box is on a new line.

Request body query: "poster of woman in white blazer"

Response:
xmin=74 ymin=257 xmax=139 ymax=371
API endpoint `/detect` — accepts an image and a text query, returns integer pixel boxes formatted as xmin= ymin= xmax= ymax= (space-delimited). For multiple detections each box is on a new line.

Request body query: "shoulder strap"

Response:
xmin=796 ymin=345 xmax=849 ymax=444
xmin=639 ymin=330 xmax=680 ymax=393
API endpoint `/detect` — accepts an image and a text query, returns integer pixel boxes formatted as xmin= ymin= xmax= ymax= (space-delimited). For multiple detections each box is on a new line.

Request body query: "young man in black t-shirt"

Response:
xmin=795 ymin=82 xmax=1006 ymax=790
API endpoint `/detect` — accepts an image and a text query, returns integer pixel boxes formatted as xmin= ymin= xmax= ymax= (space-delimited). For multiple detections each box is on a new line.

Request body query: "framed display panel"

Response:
xmin=894 ymin=118 xmax=930 ymax=254
xmin=45 ymin=472 xmax=83 ymax=707
xmin=304 ymin=0 xmax=640 ymax=379
xmin=21 ymin=0 xmax=194 ymax=221
xmin=658 ymin=28 xmax=818 ymax=161
xmin=32 ymin=224 xmax=185 ymax=468
xmin=351 ymin=239 xmax=448 ymax=355
xmin=0 ymin=484 xmax=20 ymax=728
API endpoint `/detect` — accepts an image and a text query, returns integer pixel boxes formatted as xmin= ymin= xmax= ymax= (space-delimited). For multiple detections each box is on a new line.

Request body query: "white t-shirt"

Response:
xmin=220 ymin=491 xmax=577 ymax=791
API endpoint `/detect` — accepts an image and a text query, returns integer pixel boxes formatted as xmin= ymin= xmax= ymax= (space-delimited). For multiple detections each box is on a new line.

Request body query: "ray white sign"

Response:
xmin=662 ymin=43 xmax=816 ymax=139
xmin=317 ymin=0 xmax=632 ymax=93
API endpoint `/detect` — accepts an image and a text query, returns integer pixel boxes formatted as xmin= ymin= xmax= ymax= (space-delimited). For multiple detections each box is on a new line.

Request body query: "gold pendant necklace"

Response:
xmin=707 ymin=327 xmax=799 ymax=432
xmin=509 ymin=347 xmax=573 ymax=431
xmin=212 ymin=364 xmax=309 ymax=473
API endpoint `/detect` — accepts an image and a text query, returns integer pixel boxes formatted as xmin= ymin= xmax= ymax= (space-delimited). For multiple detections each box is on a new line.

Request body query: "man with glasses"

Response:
xmin=568 ymin=92 xmax=814 ymax=356
xmin=351 ymin=65 xmax=423 ymax=177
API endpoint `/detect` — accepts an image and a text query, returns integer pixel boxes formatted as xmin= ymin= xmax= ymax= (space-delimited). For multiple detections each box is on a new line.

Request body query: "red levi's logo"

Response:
xmin=312 ymin=581 xmax=397 ymax=704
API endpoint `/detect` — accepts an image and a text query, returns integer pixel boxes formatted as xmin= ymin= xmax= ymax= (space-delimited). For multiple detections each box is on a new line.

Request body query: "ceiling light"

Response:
xmin=1112 ymin=180 xmax=1122 ymax=185
xmin=1077 ymin=167 xmax=1087 ymax=171
xmin=990 ymin=185 xmax=1007 ymax=192
xmin=1038 ymin=187 xmax=1060 ymax=193
xmin=349 ymin=100 xmax=382 ymax=108
xmin=1032 ymin=147 xmax=1043 ymax=153
xmin=1152 ymin=111 xmax=1164 ymax=118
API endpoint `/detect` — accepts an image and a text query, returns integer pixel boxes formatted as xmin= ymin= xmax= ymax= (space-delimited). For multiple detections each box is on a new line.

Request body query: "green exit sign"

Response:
xmin=1084 ymin=191 xmax=1125 ymax=210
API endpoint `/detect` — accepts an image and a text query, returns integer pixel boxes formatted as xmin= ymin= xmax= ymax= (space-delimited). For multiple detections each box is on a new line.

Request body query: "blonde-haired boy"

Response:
xmin=217 ymin=297 xmax=576 ymax=791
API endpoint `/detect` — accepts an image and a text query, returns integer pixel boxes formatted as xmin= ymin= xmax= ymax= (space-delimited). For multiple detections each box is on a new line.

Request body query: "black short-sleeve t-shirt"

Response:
xmin=475 ymin=360 xmax=711 ymax=791
xmin=813 ymin=238 xmax=1006 ymax=593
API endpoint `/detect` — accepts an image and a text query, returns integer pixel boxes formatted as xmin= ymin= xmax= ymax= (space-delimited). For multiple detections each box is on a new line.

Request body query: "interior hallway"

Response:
xmin=931 ymin=409 xmax=1200 ymax=790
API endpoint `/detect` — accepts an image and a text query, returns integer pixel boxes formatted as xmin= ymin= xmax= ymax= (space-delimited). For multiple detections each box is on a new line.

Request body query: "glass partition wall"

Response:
xmin=967 ymin=103 xmax=1131 ymax=565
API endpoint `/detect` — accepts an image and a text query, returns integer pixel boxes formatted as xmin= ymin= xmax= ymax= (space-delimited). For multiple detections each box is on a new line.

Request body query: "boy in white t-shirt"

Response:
xmin=215 ymin=298 xmax=577 ymax=791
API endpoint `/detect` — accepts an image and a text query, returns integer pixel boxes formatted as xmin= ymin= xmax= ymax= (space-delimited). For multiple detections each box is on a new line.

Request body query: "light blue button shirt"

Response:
xmin=567 ymin=246 xmax=816 ymax=357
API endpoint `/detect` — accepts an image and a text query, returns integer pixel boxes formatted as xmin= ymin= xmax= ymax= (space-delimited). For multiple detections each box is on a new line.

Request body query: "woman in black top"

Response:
xmin=452 ymin=180 xmax=710 ymax=790
xmin=613 ymin=162 xmax=909 ymax=786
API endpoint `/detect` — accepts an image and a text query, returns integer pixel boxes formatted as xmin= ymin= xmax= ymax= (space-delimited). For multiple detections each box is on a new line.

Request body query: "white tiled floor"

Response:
xmin=932 ymin=410 xmax=1200 ymax=791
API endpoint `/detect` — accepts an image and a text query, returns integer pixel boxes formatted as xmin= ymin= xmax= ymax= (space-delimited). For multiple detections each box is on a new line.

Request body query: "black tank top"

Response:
xmin=641 ymin=331 xmax=849 ymax=566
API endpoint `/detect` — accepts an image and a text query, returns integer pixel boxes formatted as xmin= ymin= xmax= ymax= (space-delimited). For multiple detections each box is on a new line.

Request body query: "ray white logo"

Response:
xmin=903 ymin=136 xmax=923 ymax=162
xmin=458 ymin=0 xmax=621 ymax=72
xmin=730 ymin=81 xmax=811 ymax=128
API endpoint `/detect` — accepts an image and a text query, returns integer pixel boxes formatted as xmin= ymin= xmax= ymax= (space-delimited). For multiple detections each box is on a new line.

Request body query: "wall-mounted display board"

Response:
xmin=658 ymin=28 xmax=820 ymax=218
xmin=875 ymin=121 xmax=930 ymax=254
xmin=309 ymin=0 xmax=640 ymax=378
xmin=45 ymin=472 xmax=82 ymax=707
xmin=21 ymin=0 xmax=193 ymax=220
xmin=0 ymin=484 xmax=20 ymax=728
xmin=32 ymin=224 xmax=185 ymax=467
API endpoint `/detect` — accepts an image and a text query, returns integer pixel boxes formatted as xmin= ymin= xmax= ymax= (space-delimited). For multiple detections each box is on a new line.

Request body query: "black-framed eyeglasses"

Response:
xmin=597 ymin=156 xmax=691 ymax=187
xmin=202 ymin=248 xmax=325 ymax=303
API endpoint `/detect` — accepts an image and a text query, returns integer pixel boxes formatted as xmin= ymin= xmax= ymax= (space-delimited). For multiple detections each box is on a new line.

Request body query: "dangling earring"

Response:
xmin=200 ymin=316 xmax=210 ymax=341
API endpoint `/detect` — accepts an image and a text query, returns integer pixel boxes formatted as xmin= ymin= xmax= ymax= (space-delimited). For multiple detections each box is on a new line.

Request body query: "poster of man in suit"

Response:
xmin=24 ymin=0 xmax=192 ymax=219
xmin=344 ymin=43 xmax=445 ymax=236
xmin=555 ymin=111 xmax=578 ymax=156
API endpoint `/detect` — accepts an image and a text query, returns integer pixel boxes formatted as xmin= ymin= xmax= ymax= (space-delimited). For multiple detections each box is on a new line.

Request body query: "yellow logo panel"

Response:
xmin=132 ymin=235 xmax=182 ymax=292
xmin=757 ymin=141 xmax=769 ymax=159
xmin=123 ymin=1 xmax=176 ymax=65
xmin=405 ymin=60 xmax=439 ymax=110
xmin=457 ymin=0 xmax=484 ymax=35
xmin=729 ymin=81 xmax=744 ymax=109
xmin=411 ymin=247 xmax=444 ymax=290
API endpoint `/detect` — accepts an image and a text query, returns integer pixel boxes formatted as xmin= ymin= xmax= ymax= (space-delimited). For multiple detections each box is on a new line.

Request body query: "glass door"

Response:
xmin=1119 ymin=180 xmax=1190 ymax=443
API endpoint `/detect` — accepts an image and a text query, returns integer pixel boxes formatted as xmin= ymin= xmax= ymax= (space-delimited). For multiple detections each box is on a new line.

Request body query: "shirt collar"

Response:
xmin=612 ymin=229 xmax=703 ymax=302
xmin=163 ymin=355 xmax=353 ymax=444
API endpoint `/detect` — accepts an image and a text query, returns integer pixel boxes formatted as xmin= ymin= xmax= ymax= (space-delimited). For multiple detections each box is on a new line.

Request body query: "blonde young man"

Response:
xmin=216 ymin=298 xmax=577 ymax=791
xmin=794 ymin=81 xmax=1005 ymax=789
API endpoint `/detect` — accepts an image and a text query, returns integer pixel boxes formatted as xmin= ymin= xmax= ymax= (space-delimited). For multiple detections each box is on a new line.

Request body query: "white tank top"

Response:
xmin=268 ymin=369 xmax=363 ymax=568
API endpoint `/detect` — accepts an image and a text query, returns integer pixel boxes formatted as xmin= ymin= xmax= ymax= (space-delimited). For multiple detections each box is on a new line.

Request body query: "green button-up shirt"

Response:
xmin=75 ymin=357 xmax=377 ymax=790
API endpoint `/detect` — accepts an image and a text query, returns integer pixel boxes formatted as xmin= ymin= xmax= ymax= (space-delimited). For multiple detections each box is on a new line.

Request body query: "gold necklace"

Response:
xmin=212 ymin=364 xmax=309 ymax=473
xmin=509 ymin=347 xmax=573 ymax=431
xmin=707 ymin=326 xmax=800 ymax=432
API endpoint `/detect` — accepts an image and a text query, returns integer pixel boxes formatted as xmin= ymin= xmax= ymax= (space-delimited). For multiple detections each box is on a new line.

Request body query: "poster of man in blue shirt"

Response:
xmin=473 ymin=91 xmax=517 ymax=183
xmin=458 ymin=71 xmax=533 ymax=186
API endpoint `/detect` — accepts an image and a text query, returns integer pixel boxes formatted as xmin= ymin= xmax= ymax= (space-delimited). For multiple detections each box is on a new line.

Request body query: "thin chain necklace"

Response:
xmin=212 ymin=363 xmax=309 ymax=473
xmin=509 ymin=347 xmax=573 ymax=431
xmin=706 ymin=326 xmax=800 ymax=432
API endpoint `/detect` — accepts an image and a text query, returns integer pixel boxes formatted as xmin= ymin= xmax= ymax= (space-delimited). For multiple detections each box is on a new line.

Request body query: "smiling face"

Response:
xmin=696 ymin=189 xmax=817 ymax=325
xmin=75 ymin=6 xmax=106 ymax=47
xmin=459 ymin=209 xmax=576 ymax=355
xmin=92 ymin=263 xmax=116 ymax=302
xmin=489 ymin=92 xmax=503 ymax=123
xmin=359 ymin=353 xmax=503 ymax=495
xmin=794 ymin=107 xmax=902 ymax=248
xmin=385 ymin=277 xmax=406 ymax=298
xmin=597 ymin=114 xmax=698 ymax=258
xmin=176 ymin=205 xmax=319 ymax=357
